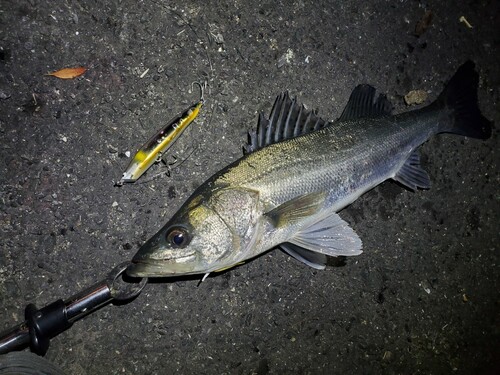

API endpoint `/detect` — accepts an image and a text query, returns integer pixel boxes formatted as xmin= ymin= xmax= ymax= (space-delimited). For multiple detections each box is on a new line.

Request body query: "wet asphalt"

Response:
xmin=0 ymin=1 xmax=498 ymax=374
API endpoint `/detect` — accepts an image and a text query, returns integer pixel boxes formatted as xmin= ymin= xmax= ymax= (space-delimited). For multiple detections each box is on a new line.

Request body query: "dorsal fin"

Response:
xmin=338 ymin=84 xmax=393 ymax=121
xmin=244 ymin=92 xmax=328 ymax=154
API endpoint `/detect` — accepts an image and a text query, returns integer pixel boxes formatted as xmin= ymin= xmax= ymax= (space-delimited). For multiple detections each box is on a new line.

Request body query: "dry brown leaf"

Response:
xmin=404 ymin=90 xmax=428 ymax=106
xmin=46 ymin=67 xmax=87 ymax=79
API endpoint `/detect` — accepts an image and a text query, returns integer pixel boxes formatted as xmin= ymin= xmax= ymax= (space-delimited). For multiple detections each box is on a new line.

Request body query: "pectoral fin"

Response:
xmin=265 ymin=191 xmax=327 ymax=228
xmin=288 ymin=212 xmax=363 ymax=257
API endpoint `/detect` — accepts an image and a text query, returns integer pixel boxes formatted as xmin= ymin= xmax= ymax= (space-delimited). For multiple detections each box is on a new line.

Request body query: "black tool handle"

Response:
xmin=0 ymin=262 xmax=146 ymax=355
xmin=25 ymin=300 xmax=72 ymax=355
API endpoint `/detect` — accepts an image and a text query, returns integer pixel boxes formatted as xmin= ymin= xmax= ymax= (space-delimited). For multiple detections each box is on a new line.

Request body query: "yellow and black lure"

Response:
xmin=120 ymin=85 xmax=204 ymax=184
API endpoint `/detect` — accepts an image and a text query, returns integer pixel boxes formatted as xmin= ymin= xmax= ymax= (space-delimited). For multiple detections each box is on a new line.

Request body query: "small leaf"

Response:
xmin=46 ymin=67 xmax=87 ymax=79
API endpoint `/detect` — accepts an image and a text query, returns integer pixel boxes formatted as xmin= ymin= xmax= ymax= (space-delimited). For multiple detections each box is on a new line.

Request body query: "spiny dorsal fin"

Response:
xmin=244 ymin=92 xmax=328 ymax=154
xmin=338 ymin=84 xmax=393 ymax=121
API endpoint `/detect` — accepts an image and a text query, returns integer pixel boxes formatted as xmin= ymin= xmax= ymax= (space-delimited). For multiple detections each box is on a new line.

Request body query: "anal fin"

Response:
xmin=393 ymin=150 xmax=431 ymax=191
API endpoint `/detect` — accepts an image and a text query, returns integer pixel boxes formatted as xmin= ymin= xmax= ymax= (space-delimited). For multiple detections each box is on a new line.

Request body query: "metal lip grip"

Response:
xmin=0 ymin=262 xmax=147 ymax=355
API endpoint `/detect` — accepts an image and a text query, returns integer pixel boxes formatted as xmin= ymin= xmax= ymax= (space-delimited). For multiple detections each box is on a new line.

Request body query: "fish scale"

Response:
xmin=223 ymin=111 xmax=434 ymax=211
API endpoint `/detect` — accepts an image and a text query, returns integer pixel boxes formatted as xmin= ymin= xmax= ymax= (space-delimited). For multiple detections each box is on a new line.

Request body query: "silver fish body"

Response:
xmin=127 ymin=62 xmax=491 ymax=278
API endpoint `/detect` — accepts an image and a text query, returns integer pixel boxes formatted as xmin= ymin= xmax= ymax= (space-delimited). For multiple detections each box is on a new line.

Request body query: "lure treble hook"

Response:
xmin=191 ymin=80 xmax=207 ymax=103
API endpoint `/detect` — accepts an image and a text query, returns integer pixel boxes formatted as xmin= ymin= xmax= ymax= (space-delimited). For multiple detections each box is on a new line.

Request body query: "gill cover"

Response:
xmin=127 ymin=186 xmax=260 ymax=277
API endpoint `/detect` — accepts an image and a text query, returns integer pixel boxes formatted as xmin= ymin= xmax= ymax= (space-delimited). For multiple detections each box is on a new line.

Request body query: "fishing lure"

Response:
xmin=120 ymin=87 xmax=204 ymax=184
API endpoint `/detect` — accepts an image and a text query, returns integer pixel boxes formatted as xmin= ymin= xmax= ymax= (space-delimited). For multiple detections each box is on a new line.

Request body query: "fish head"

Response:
xmin=127 ymin=186 xmax=260 ymax=277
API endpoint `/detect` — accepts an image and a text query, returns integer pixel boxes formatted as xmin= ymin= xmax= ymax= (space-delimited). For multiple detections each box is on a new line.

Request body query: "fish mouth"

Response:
xmin=126 ymin=253 xmax=197 ymax=277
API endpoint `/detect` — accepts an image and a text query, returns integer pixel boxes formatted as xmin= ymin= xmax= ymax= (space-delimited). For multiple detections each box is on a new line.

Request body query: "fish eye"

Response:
xmin=166 ymin=227 xmax=189 ymax=248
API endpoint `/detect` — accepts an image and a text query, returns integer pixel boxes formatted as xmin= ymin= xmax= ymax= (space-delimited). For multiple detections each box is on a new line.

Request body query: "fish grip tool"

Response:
xmin=0 ymin=262 xmax=147 ymax=356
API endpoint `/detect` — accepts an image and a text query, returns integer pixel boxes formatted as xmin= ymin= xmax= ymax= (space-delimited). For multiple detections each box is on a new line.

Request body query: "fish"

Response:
xmin=126 ymin=61 xmax=492 ymax=278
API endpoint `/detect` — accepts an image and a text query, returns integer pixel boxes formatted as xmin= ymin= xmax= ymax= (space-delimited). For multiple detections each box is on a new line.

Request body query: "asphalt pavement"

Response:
xmin=0 ymin=1 xmax=498 ymax=374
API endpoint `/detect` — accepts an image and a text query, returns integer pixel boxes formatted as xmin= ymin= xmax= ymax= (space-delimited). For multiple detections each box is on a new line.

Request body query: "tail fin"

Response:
xmin=435 ymin=61 xmax=492 ymax=139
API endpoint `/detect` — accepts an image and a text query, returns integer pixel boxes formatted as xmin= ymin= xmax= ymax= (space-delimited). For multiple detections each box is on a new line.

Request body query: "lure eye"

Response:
xmin=166 ymin=227 xmax=189 ymax=248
